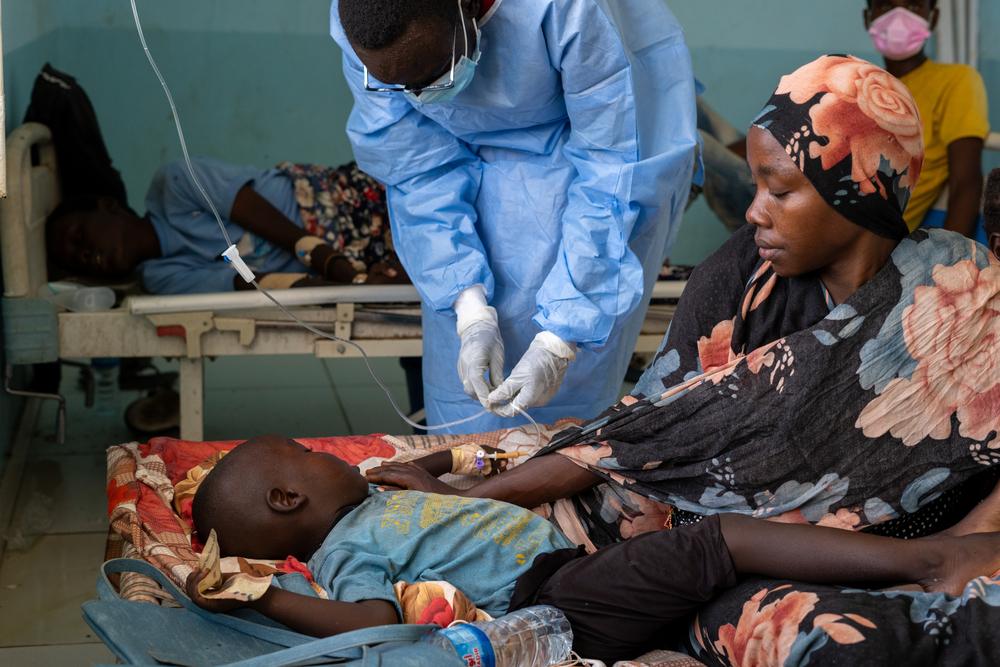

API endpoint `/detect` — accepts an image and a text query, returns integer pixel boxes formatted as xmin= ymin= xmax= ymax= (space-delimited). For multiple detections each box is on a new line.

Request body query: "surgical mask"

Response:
xmin=405 ymin=3 xmax=481 ymax=105
xmin=868 ymin=7 xmax=931 ymax=60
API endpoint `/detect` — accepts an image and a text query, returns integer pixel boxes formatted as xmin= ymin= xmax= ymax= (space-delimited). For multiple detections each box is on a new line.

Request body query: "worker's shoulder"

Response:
xmin=543 ymin=0 xmax=682 ymax=29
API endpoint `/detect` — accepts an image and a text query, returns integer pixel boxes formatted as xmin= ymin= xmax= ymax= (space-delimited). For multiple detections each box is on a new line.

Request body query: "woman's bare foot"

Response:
xmin=919 ymin=532 xmax=1000 ymax=596
xmin=941 ymin=479 xmax=1000 ymax=537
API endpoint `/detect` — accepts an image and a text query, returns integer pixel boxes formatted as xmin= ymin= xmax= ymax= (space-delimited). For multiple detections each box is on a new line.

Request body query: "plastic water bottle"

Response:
xmin=92 ymin=358 xmax=121 ymax=417
xmin=422 ymin=605 xmax=573 ymax=667
xmin=41 ymin=283 xmax=115 ymax=311
xmin=67 ymin=286 xmax=115 ymax=311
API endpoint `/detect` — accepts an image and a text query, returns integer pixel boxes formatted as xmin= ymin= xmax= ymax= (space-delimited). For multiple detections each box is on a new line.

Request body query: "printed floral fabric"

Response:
xmin=535 ymin=482 xmax=676 ymax=554
xmin=753 ymin=55 xmax=923 ymax=240
xmin=687 ymin=576 xmax=1000 ymax=666
xmin=276 ymin=161 xmax=394 ymax=272
xmin=540 ymin=225 xmax=1000 ymax=535
xmin=393 ymin=580 xmax=492 ymax=625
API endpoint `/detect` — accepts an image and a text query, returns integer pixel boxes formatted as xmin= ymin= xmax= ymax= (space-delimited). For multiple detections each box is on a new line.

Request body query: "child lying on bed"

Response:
xmin=187 ymin=435 xmax=1000 ymax=664
xmin=45 ymin=158 xmax=408 ymax=293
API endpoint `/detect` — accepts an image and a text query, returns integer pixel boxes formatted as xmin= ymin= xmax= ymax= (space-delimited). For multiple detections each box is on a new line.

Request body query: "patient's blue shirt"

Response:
xmin=139 ymin=157 xmax=303 ymax=294
xmin=307 ymin=490 xmax=575 ymax=618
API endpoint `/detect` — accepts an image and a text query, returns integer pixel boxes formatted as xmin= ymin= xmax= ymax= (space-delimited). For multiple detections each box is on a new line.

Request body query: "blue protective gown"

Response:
xmin=330 ymin=0 xmax=697 ymax=433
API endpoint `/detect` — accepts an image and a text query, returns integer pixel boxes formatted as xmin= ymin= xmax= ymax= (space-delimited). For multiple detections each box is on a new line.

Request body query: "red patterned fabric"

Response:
xmin=141 ymin=434 xmax=396 ymax=485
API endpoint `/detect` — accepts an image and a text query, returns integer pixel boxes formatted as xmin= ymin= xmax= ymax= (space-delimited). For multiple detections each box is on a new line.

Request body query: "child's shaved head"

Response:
xmin=193 ymin=435 xmax=369 ymax=560
xmin=193 ymin=439 xmax=276 ymax=555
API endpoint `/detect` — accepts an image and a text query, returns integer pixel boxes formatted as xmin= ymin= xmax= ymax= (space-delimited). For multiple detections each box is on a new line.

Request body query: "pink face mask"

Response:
xmin=868 ymin=7 xmax=932 ymax=60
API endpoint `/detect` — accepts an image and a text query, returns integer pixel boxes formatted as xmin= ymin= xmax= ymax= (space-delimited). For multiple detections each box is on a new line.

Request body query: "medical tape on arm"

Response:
xmin=294 ymin=236 xmax=328 ymax=267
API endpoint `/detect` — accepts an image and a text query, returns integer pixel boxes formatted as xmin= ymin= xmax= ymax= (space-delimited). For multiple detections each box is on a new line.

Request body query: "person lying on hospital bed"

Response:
xmin=184 ymin=435 xmax=1000 ymax=664
xmin=368 ymin=56 xmax=1000 ymax=550
xmin=45 ymin=158 xmax=408 ymax=293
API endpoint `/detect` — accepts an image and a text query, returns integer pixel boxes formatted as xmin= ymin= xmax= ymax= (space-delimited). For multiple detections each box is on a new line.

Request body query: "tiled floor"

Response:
xmin=0 ymin=354 xmax=633 ymax=664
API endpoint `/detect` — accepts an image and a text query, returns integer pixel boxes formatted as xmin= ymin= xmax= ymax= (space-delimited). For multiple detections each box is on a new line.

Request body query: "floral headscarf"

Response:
xmin=753 ymin=55 xmax=924 ymax=240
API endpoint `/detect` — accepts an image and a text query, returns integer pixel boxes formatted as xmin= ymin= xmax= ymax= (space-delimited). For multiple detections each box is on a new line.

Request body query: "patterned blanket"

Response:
xmin=104 ymin=424 xmax=563 ymax=625
xmin=105 ymin=422 xmax=1000 ymax=665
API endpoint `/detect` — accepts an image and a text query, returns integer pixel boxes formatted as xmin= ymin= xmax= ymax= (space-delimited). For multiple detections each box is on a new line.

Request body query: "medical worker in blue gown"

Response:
xmin=330 ymin=0 xmax=697 ymax=433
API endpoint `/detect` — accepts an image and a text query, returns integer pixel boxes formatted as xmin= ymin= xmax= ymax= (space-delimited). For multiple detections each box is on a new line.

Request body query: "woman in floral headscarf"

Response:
xmin=368 ymin=55 xmax=1000 ymax=666
xmin=533 ymin=54 xmax=1000 ymax=538
xmin=372 ymin=54 xmax=1000 ymax=544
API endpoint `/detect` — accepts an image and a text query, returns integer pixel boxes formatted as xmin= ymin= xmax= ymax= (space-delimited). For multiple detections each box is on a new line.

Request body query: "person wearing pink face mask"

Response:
xmin=865 ymin=0 xmax=989 ymax=240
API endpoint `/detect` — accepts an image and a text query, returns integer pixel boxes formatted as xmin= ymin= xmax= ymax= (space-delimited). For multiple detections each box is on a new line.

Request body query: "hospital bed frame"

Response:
xmin=1 ymin=123 xmax=683 ymax=440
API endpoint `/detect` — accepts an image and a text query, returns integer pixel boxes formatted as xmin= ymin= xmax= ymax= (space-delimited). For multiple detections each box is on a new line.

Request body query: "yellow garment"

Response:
xmin=900 ymin=60 xmax=989 ymax=231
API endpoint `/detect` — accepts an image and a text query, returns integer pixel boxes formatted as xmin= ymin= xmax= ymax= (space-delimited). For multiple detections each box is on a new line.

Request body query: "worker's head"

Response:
xmin=864 ymin=1 xmax=939 ymax=62
xmin=746 ymin=55 xmax=923 ymax=277
xmin=984 ymin=169 xmax=1000 ymax=260
xmin=192 ymin=435 xmax=369 ymax=560
xmin=339 ymin=0 xmax=480 ymax=96
xmin=46 ymin=196 xmax=151 ymax=279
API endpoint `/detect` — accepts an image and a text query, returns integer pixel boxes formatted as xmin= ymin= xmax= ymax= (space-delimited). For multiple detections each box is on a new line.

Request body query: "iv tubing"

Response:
xmin=127 ymin=0 xmax=543 ymax=444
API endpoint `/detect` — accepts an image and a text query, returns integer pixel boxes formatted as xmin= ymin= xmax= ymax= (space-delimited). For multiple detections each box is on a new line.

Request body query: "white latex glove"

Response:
xmin=487 ymin=331 xmax=576 ymax=418
xmin=455 ymin=286 xmax=505 ymax=406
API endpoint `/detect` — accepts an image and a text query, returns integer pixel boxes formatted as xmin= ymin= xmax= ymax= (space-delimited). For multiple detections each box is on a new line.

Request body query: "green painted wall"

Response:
xmin=6 ymin=0 xmax=994 ymax=266
xmin=2 ymin=0 xmax=895 ymax=266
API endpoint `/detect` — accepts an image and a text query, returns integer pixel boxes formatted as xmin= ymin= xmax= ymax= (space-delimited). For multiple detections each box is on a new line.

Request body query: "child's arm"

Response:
xmin=718 ymin=513 xmax=1000 ymax=596
xmin=252 ymin=588 xmax=398 ymax=636
xmin=402 ymin=445 xmax=511 ymax=479
xmin=367 ymin=453 xmax=601 ymax=508
xmin=186 ymin=571 xmax=398 ymax=637
xmin=406 ymin=450 xmax=454 ymax=477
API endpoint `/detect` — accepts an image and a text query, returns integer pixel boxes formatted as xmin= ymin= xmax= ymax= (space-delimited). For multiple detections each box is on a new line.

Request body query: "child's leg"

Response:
xmin=526 ymin=514 xmax=1000 ymax=664
xmin=718 ymin=514 xmax=1000 ymax=595
xmin=529 ymin=515 xmax=737 ymax=664
xmin=934 ymin=473 xmax=1000 ymax=537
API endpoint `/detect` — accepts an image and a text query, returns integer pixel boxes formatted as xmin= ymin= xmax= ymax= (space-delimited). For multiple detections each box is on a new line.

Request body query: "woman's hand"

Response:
xmin=366 ymin=462 xmax=461 ymax=495
xmin=309 ymin=244 xmax=359 ymax=283
xmin=366 ymin=257 xmax=410 ymax=285
xmin=185 ymin=569 xmax=256 ymax=613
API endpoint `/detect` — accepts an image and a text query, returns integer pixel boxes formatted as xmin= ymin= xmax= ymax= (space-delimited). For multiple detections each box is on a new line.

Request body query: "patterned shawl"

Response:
xmin=539 ymin=56 xmax=999 ymax=529
xmin=542 ymin=226 xmax=999 ymax=528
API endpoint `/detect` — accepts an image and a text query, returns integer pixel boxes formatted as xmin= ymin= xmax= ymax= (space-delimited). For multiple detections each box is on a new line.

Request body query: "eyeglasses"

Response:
xmin=363 ymin=41 xmax=455 ymax=94
xmin=363 ymin=0 xmax=467 ymax=94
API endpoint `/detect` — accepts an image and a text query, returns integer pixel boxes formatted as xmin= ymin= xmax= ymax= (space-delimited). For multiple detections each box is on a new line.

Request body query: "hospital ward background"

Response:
xmin=0 ymin=0 xmax=997 ymax=665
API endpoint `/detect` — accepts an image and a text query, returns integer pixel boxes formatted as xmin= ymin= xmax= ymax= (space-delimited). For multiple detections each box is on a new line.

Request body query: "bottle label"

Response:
xmin=437 ymin=623 xmax=496 ymax=667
